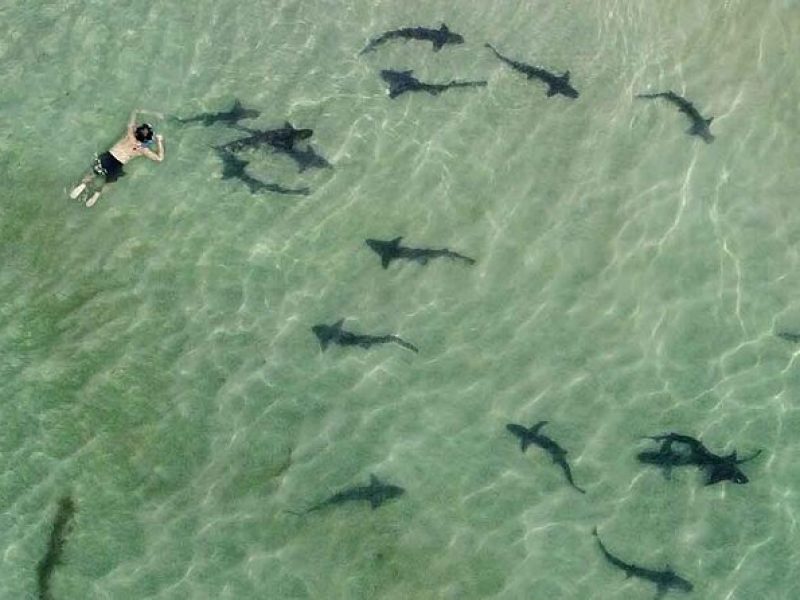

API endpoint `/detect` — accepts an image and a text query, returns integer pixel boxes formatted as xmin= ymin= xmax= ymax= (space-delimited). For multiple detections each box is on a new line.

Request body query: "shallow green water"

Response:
xmin=2 ymin=1 xmax=800 ymax=598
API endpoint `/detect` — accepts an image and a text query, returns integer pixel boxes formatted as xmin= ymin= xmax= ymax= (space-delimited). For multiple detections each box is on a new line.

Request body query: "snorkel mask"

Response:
xmin=134 ymin=123 xmax=155 ymax=147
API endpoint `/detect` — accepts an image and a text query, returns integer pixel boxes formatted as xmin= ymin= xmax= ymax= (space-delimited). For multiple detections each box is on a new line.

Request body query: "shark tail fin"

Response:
xmin=392 ymin=336 xmax=419 ymax=353
xmin=546 ymin=87 xmax=558 ymax=97
xmin=592 ymin=527 xmax=599 ymax=537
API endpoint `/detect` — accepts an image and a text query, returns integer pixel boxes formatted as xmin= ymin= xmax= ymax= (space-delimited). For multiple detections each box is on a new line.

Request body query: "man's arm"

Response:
xmin=128 ymin=108 xmax=165 ymax=130
xmin=141 ymin=134 xmax=165 ymax=162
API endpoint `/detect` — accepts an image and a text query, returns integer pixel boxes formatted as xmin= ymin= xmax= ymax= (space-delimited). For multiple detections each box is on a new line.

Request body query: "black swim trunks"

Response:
xmin=93 ymin=151 xmax=124 ymax=183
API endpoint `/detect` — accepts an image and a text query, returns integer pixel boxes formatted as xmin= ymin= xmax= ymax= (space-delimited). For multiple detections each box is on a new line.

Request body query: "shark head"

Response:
xmin=705 ymin=454 xmax=749 ymax=485
xmin=506 ymin=423 xmax=534 ymax=452
xmin=435 ymin=23 xmax=464 ymax=49
xmin=311 ymin=319 xmax=345 ymax=350
xmin=663 ymin=567 xmax=694 ymax=593
xmin=231 ymin=99 xmax=260 ymax=121
xmin=557 ymin=72 xmax=579 ymax=98
xmin=283 ymin=122 xmax=314 ymax=141
xmin=365 ymin=237 xmax=402 ymax=268
xmin=368 ymin=475 xmax=405 ymax=508
xmin=689 ymin=117 xmax=715 ymax=143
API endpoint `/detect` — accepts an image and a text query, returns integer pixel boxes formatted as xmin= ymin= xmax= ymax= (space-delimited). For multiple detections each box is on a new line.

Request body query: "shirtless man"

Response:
xmin=70 ymin=109 xmax=165 ymax=207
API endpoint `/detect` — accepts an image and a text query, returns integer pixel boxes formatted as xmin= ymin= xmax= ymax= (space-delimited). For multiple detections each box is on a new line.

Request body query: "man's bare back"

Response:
xmin=70 ymin=108 xmax=165 ymax=207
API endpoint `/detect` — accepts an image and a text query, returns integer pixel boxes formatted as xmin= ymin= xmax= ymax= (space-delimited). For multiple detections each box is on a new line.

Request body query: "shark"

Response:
xmin=360 ymin=23 xmax=464 ymax=54
xmin=218 ymin=123 xmax=331 ymax=172
xmin=37 ymin=496 xmax=76 ymax=600
xmin=380 ymin=69 xmax=487 ymax=99
xmin=484 ymin=43 xmax=578 ymax=98
xmin=593 ymin=528 xmax=693 ymax=599
xmin=637 ymin=432 xmax=760 ymax=485
xmin=215 ymin=149 xmax=310 ymax=196
xmin=365 ymin=237 xmax=475 ymax=269
xmin=293 ymin=475 xmax=405 ymax=514
xmin=506 ymin=421 xmax=586 ymax=494
xmin=312 ymin=319 xmax=419 ymax=353
xmin=776 ymin=331 xmax=800 ymax=343
xmin=218 ymin=122 xmax=314 ymax=153
xmin=173 ymin=99 xmax=260 ymax=126
xmin=635 ymin=91 xmax=715 ymax=143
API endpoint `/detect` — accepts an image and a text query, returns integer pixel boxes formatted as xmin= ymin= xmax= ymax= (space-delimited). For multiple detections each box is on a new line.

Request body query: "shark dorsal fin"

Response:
xmin=403 ymin=70 xmax=414 ymax=76
xmin=284 ymin=121 xmax=294 ymax=129
xmin=390 ymin=236 xmax=403 ymax=247
xmin=232 ymin=99 xmax=242 ymax=109
xmin=369 ymin=474 xmax=380 ymax=486
xmin=333 ymin=319 xmax=345 ymax=330
xmin=562 ymin=71 xmax=571 ymax=82
xmin=440 ymin=23 xmax=449 ymax=32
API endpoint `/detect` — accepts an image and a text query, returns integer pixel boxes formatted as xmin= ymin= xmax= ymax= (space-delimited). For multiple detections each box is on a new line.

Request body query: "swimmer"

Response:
xmin=70 ymin=109 xmax=165 ymax=207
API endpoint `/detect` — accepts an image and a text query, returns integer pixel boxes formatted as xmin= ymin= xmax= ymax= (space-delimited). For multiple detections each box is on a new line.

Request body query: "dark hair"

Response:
xmin=134 ymin=123 xmax=154 ymax=142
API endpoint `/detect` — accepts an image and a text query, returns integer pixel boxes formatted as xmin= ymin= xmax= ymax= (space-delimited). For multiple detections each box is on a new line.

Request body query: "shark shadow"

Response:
xmin=593 ymin=528 xmax=693 ymax=599
xmin=365 ymin=237 xmax=475 ymax=268
xmin=312 ymin=319 xmax=418 ymax=353
xmin=637 ymin=432 xmax=761 ymax=485
xmin=635 ymin=91 xmax=714 ymax=143
xmin=380 ymin=69 xmax=487 ymax=99
xmin=173 ymin=99 xmax=260 ymax=127
xmin=506 ymin=421 xmax=585 ymax=494
xmin=290 ymin=474 xmax=405 ymax=514
xmin=484 ymin=43 xmax=578 ymax=99
xmin=214 ymin=148 xmax=310 ymax=196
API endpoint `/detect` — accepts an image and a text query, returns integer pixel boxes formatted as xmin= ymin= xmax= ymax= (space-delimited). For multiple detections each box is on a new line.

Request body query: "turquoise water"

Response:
xmin=2 ymin=0 xmax=800 ymax=598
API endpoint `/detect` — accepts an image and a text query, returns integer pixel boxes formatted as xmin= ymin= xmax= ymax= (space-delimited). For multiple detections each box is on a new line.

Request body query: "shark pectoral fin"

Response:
xmin=706 ymin=117 xmax=714 ymax=124
xmin=433 ymin=42 xmax=443 ymax=51
xmin=381 ymin=256 xmax=391 ymax=269
xmin=546 ymin=87 xmax=557 ymax=97
xmin=531 ymin=421 xmax=548 ymax=434
xmin=520 ymin=439 xmax=529 ymax=453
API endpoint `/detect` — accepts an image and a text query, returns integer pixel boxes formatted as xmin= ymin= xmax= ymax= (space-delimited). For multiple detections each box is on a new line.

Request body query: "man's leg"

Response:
xmin=85 ymin=185 xmax=104 ymax=207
